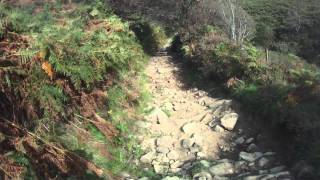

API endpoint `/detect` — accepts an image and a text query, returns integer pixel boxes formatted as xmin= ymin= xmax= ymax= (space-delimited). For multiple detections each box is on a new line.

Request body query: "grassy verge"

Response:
xmin=55 ymin=72 xmax=156 ymax=179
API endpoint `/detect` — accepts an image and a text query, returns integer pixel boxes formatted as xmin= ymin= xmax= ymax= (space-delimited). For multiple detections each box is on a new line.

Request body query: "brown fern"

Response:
xmin=0 ymin=155 xmax=24 ymax=179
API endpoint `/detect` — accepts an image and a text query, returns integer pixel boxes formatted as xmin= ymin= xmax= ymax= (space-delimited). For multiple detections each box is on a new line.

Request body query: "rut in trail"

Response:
xmin=135 ymin=52 xmax=293 ymax=179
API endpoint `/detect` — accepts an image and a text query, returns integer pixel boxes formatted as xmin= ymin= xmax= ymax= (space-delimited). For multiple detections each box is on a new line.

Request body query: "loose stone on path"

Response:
xmin=136 ymin=54 xmax=292 ymax=179
xmin=140 ymin=151 xmax=156 ymax=164
xmin=181 ymin=122 xmax=208 ymax=134
xmin=156 ymin=136 xmax=174 ymax=148
xmin=209 ymin=162 xmax=235 ymax=175
xmin=220 ymin=113 xmax=238 ymax=131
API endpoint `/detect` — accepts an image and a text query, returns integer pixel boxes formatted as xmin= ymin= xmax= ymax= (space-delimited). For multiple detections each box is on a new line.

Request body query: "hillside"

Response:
xmin=1 ymin=0 xmax=320 ymax=179
xmin=242 ymin=0 xmax=320 ymax=65
xmin=111 ymin=0 xmax=320 ymax=179
xmin=0 ymin=1 xmax=149 ymax=179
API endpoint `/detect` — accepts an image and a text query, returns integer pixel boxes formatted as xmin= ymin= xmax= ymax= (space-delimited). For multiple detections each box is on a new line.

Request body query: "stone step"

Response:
xmin=156 ymin=50 xmax=168 ymax=56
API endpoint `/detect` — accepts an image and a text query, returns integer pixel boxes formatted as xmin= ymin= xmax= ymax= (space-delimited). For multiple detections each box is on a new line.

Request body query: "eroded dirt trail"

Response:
xmin=146 ymin=56 xmax=227 ymax=154
xmin=139 ymin=54 xmax=234 ymax=173
xmin=136 ymin=54 xmax=292 ymax=179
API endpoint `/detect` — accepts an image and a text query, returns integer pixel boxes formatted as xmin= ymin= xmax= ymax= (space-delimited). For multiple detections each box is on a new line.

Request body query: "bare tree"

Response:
xmin=178 ymin=0 xmax=218 ymax=38
xmin=216 ymin=0 xmax=255 ymax=45
xmin=107 ymin=0 xmax=254 ymax=45
xmin=107 ymin=0 xmax=217 ymax=34
xmin=107 ymin=0 xmax=180 ymax=25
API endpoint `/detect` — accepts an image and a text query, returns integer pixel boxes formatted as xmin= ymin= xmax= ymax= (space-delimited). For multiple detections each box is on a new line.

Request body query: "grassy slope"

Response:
xmin=0 ymin=1 xmax=155 ymax=179
xmin=242 ymin=0 xmax=320 ymax=65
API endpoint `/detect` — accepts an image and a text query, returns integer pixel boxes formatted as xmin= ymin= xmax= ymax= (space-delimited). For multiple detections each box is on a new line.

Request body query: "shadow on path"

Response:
xmin=165 ymin=50 xmax=295 ymax=176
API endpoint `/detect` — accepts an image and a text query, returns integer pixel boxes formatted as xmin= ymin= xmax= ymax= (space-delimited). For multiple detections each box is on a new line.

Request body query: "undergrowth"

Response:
xmin=0 ymin=0 xmax=154 ymax=179
xmin=64 ymin=72 xmax=157 ymax=179
xmin=174 ymin=27 xmax=320 ymax=177
xmin=130 ymin=19 xmax=168 ymax=55
xmin=104 ymin=74 xmax=155 ymax=177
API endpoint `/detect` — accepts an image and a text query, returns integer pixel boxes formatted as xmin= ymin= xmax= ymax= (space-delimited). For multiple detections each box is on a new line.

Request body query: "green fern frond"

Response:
xmin=16 ymin=49 xmax=37 ymax=64
xmin=5 ymin=74 xmax=11 ymax=88
xmin=34 ymin=85 xmax=68 ymax=118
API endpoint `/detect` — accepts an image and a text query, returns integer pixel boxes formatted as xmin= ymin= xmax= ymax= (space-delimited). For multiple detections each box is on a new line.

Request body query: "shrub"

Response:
xmin=178 ymin=24 xmax=320 ymax=177
xmin=130 ymin=20 xmax=168 ymax=55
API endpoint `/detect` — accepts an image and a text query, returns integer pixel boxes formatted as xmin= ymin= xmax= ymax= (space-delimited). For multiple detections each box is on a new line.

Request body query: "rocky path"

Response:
xmin=135 ymin=53 xmax=292 ymax=180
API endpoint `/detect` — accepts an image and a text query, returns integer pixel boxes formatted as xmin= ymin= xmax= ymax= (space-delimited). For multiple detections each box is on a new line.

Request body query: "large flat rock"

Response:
xmin=181 ymin=122 xmax=209 ymax=134
xmin=209 ymin=162 xmax=235 ymax=175
xmin=239 ymin=152 xmax=263 ymax=162
xmin=220 ymin=113 xmax=238 ymax=131
xmin=145 ymin=108 xmax=169 ymax=123
xmin=156 ymin=136 xmax=175 ymax=148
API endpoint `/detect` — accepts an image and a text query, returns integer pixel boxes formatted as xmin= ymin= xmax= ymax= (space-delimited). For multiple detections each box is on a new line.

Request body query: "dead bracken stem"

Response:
xmin=1 ymin=117 xmax=66 ymax=153
xmin=0 ymin=165 xmax=14 ymax=179
xmin=74 ymin=113 xmax=97 ymax=123
xmin=0 ymin=117 xmax=105 ymax=177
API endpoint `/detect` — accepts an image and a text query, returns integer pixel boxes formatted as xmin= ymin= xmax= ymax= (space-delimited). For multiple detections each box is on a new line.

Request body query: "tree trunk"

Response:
xmin=265 ymin=48 xmax=269 ymax=62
